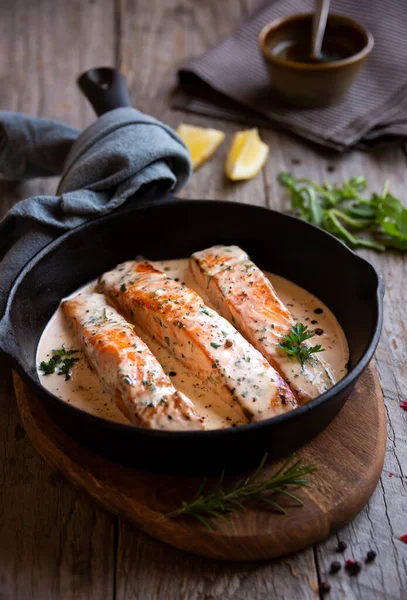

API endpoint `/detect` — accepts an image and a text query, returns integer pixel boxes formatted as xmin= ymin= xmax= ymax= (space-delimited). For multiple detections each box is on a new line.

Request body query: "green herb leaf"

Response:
xmin=39 ymin=346 xmax=80 ymax=379
xmin=210 ymin=342 xmax=222 ymax=349
xmin=142 ymin=379 xmax=156 ymax=391
xmin=51 ymin=345 xmax=79 ymax=357
xmin=277 ymin=323 xmax=325 ymax=369
xmin=39 ymin=357 xmax=57 ymax=375
xmin=58 ymin=357 xmax=80 ymax=381
xmin=279 ymin=172 xmax=407 ymax=252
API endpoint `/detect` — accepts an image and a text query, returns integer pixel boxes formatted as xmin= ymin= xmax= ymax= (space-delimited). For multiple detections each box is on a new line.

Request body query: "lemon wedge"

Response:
xmin=225 ymin=128 xmax=269 ymax=181
xmin=176 ymin=124 xmax=225 ymax=170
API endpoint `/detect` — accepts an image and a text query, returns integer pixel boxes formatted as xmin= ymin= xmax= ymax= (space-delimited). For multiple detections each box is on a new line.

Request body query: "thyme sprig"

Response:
xmin=277 ymin=323 xmax=325 ymax=369
xmin=165 ymin=453 xmax=317 ymax=530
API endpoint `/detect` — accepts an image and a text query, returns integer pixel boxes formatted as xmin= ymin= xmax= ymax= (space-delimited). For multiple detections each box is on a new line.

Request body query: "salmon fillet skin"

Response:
xmin=190 ymin=245 xmax=335 ymax=403
xmin=98 ymin=261 xmax=297 ymax=422
xmin=62 ymin=293 xmax=204 ymax=430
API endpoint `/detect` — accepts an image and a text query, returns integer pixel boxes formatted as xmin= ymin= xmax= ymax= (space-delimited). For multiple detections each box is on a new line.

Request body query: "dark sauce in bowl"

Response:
xmin=272 ymin=39 xmax=354 ymax=63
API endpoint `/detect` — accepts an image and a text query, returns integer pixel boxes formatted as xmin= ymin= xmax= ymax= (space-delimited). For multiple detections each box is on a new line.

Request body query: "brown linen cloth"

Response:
xmin=173 ymin=0 xmax=407 ymax=151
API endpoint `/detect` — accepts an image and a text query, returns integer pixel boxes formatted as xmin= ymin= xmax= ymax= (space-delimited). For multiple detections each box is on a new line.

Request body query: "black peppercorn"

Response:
xmin=345 ymin=560 xmax=362 ymax=576
xmin=366 ymin=550 xmax=377 ymax=563
xmin=335 ymin=540 xmax=347 ymax=552
xmin=314 ymin=307 xmax=323 ymax=314
xmin=319 ymin=580 xmax=331 ymax=595
xmin=330 ymin=561 xmax=341 ymax=574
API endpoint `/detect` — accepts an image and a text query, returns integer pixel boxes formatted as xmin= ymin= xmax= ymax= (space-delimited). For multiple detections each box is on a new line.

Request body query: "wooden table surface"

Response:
xmin=0 ymin=1 xmax=406 ymax=598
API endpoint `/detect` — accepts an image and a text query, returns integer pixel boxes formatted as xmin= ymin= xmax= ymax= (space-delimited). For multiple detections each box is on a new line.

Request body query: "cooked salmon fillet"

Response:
xmin=62 ymin=293 xmax=204 ymax=430
xmin=190 ymin=246 xmax=335 ymax=403
xmin=98 ymin=261 xmax=297 ymax=422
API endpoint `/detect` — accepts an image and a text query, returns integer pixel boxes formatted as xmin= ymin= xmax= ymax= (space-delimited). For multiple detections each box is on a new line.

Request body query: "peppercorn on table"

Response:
xmin=0 ymin=0 xmax=406 ymax=598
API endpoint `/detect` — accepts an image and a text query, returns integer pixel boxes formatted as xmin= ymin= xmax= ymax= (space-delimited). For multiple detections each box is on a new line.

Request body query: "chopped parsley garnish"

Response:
xmin=52 ymin=345 xmax=79 ymax=357
xmin=39 ymin=357 xmax=57 ymax=375
xmin=120 ymin=283 xmax=127 ymax=292
xmin=277 ymin=323 xmax=325 ymax=369
xmin=58 ymin=358 xmax=80 ymax=380
xmin=210 ymin=342 xmax=222 ymax=349
xmin=155 ymin=316 xmax=167 ymax=329
xmin=142 ymin=380 xmax=156 ymax=391
xmin=39 ymin=346 xmax=80 ymax=380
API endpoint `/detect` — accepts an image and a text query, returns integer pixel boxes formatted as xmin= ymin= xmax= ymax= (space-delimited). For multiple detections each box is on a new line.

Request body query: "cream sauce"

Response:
xmin=37 ymin=258 xmax=349 ymax=430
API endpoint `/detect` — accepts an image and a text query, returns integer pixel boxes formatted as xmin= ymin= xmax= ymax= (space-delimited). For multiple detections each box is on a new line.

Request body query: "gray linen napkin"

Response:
xmin=0 ymin=108 xmax=191 ymax=314
xmin=173 ymin=0 xmax=407 ymax=151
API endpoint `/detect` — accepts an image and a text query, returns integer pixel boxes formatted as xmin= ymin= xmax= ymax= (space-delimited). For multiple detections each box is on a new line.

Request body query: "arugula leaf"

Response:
xmin=277 ymin=323 xmax=325 ymax=369
xmin=372 ymin=191 xmax=407 ymax=250
xmin=278 ymin=172 xmax=407 ymax=252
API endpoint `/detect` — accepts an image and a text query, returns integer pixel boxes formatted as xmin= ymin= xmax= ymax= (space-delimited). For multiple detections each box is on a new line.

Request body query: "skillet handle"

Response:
xmin=77 ymin=67 xmax=132 ymax=116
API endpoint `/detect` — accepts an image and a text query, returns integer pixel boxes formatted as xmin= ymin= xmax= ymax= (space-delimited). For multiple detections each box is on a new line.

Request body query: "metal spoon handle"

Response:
xmin=311 ymin=0 xmax=330 ymax=59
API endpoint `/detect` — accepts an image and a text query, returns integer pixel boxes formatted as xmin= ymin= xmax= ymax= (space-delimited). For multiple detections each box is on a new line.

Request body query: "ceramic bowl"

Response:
xmin=258 ymin=13 xmax=374 ymax=107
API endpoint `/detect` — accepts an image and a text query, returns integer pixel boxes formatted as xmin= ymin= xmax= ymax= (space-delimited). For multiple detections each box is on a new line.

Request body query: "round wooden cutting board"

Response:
xmin=13 ymin=364 xmax=385 ymax=561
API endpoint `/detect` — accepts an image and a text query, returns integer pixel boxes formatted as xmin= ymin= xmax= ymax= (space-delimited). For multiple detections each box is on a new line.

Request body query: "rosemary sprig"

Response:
xmin=277 ymin=323 xmax=325 ymax=369
xmin=165 ymin=453 xmax=317 ymax=530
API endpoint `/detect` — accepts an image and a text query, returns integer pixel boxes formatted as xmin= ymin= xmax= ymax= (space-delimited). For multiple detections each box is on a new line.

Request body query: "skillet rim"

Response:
xmin=1 ymin=197 xmax=384 ymax=440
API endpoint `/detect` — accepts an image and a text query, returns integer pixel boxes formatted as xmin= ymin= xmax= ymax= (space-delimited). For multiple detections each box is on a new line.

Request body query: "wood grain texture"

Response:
xmin=264 ymin=132 xmax=407 ymax=599
xmin=115 ymin=529 xmax=319 ymax=600
xmin=13 ymin=364 xmax=385 ymax=563
xmin=115 ymin=0 xmax=319 ymax=593
xmin=0 ymin=0 xmax=406 ymax=597
xmin=0 ymin=1 xmax=117 ymax=599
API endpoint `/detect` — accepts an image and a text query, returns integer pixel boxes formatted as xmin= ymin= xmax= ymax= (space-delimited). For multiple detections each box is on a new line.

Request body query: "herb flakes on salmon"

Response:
xmin=62 ymin=293 xmax=204 ymax=430
xmin=98 ymin=261 xmax=297 ymax=422
xmin=190 ymin=245 xmax=335 ymax=403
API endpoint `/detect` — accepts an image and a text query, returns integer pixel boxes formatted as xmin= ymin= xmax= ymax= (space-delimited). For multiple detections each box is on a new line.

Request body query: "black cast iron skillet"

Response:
xmin=0 ymin=68 xmax=384 ymax=474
